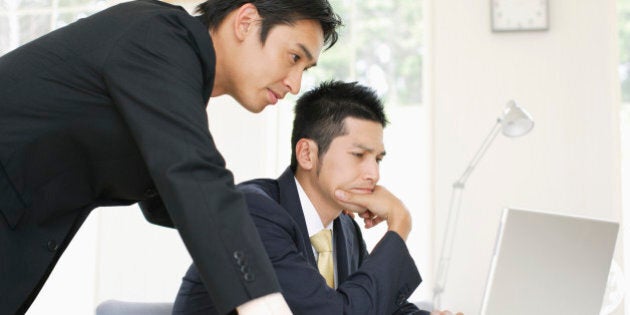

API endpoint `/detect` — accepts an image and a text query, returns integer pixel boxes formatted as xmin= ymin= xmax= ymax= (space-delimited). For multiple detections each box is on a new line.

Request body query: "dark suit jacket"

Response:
xmin=174 ymin=168 xmax=429 ymax=315
xmin=0 ymin=1 xmax=278 ymax=314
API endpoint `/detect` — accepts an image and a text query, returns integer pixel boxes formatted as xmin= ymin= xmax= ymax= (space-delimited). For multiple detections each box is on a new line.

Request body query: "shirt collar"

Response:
xmin=294 ymin=177 xmax=333 ymax=237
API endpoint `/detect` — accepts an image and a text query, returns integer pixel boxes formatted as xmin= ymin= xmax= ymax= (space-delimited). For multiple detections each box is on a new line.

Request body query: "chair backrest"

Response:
xmin=96 ymin=299 xmax=173 ymax=315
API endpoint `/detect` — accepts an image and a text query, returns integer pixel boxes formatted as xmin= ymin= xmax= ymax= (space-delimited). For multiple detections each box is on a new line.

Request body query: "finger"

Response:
xmin=363 ymin=211 xmax=386 ymax=228
xmin=364 ymin=217 xmax=378 ymax=228
xmin=359 ymin=210 xmax=373 ymax=219
xmin=371 ymin=216 xmax=385 ymax=226
xmin=364 ymin=218 xmax=374 ymax=229
xmin=342 ymin=209 xmax=356 ymax=218
xmin=335 ymin=189 xmax=351 ymax=202
xmin=363 ymin=213 xmax=375 ymax=227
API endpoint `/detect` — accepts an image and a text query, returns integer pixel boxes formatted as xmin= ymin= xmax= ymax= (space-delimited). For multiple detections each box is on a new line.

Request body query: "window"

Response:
xmin=0 ymin=0 xmax=109 ymax=56
xmin=300 ymin=0 xmax=424 ymax=107
xmin=618 ymin=0 xmax=630 ymax=313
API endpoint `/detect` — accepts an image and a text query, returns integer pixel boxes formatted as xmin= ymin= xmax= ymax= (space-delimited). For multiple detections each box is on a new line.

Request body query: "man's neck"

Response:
xmin=295 ymin=171 xmax=341 ymax=228
xmin=208 ymin=29 xmax=228 ymax=97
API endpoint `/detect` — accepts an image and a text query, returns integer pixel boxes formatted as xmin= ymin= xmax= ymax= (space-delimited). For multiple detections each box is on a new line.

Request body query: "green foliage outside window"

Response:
xmin=305 ymin=0 xmax=424 ymax=107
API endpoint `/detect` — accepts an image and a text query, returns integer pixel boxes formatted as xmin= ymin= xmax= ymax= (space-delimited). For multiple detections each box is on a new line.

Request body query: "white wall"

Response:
xmin=430 ymin=0 xmax=624 ymax=314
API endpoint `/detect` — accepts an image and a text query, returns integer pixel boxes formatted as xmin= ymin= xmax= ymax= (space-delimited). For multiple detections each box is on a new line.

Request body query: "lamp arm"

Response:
xmin=456 ymin=119 xmax=502 ymax=186
xmin=432 ymin=119 xmax=503 ymax=309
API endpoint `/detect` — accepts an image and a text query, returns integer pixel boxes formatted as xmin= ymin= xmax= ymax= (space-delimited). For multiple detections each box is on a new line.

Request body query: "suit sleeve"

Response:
xmin=393 ymin=303 xmax=431 ymax=315
xmin=138 ymin=195 xmax=173 ymax=228
xmin=246 ymin=193 xmax=422 ymax=315
xmin=102 ymin=13 xmax=280 ymax=314
xmin=349 ymin=219 xmax=427 ymax=315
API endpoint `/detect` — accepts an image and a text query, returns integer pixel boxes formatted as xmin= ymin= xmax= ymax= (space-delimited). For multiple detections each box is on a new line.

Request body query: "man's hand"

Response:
xmin=335 ymin=186 xmax=411 ymax=240
xmin=236 ymin=293 xmax=292 ymax=315
xmin=342 ymin=209 xmax=385 ymax=228
xmin=358 ymin=209 xmax=386 ymax=228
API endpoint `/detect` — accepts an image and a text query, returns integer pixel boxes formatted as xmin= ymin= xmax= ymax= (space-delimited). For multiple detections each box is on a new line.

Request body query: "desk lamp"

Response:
xmin=432 ymin=100 xmax=534 ymax=309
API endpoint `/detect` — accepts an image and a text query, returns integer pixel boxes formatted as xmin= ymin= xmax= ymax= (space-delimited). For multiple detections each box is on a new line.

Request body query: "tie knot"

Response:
xmin=310 ymin=229 xmax=332 ymax=253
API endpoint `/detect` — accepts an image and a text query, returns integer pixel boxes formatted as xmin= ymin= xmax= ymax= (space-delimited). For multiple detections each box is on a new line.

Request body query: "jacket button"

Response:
xmin=233 ymin=251 xmax=244 ymax=260
xmin=240 ymin=265 xmax=250 ymax=274
xmin=47 ymin=240 xmax=58 ymax=252
xmin=244 ymin=273 xmax=255 ymax=282
xmin=236 ymin=255 xmax=246 ymax=266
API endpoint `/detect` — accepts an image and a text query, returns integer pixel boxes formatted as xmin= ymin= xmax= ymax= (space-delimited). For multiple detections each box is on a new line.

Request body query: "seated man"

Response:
xmin=173 ymin=81 xmax=429 ymax=314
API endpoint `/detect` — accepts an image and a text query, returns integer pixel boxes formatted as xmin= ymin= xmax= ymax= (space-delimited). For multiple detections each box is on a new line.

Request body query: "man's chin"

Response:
xmin=239 ymin=102 xmax=266 ymax=114
xmin=340 ymin=202 xmax=368 ymax=214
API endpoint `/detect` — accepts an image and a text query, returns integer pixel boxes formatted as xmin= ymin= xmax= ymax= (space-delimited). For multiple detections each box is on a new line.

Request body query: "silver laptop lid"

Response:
xmin=480 ymin=208 xmax=619 ymax=315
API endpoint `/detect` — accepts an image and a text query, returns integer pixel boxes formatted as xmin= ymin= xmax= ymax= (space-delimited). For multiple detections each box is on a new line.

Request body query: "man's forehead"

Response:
xmin=348 ymin=119 xmax=384 ymax=142
xmin=280 ymin=19 xmax=324 ymax=51
xmin=336 ymin=129 xmax=385 ymax=152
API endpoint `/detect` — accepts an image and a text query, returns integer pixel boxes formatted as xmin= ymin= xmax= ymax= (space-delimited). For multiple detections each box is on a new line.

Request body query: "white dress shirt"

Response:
xmin=294 ymin=177 xmax=338 ymax=288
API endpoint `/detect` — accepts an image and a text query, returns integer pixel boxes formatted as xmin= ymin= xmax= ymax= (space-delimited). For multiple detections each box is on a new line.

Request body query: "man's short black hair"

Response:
xmin=197 ymin=0 xmax=342 ymax=50
xmin=290 ymin=80 xmax=388 ymax=172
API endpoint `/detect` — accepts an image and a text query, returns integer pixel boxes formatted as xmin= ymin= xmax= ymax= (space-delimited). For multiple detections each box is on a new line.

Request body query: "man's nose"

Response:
xmin=284 ymin=68 xmax=303 ymax=95
xmin=363 ymin=160 xmax=380 ymax=183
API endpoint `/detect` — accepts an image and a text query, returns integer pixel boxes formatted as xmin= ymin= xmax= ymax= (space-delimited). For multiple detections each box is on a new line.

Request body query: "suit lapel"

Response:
xmin=276 ymin=168 xmax=318 ymax=267
xmin=333 ymin=218 xmax=351 ymax=283
xmin=277 ymin=168 xmax=359 ymax=283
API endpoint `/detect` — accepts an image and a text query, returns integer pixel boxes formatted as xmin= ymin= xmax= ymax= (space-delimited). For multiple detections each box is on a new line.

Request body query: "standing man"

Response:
xmin=173 ymin=81 xmax=431 ymax=314
xmin=0 ymin=0 xmax=341 ymax=314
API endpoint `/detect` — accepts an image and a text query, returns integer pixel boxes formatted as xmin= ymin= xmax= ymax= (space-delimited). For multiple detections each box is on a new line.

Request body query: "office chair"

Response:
xmin=96 ymin=299 xmax=173 ymax=315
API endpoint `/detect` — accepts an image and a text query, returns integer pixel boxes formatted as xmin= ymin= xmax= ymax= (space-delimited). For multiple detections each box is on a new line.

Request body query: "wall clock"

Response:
xmin=491 ymin=0 xmax=549 ymax=32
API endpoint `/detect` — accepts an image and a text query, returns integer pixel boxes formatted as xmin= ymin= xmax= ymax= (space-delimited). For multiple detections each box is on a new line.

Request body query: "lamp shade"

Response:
xmin=500 ymin=100 xmax=534 ymax=137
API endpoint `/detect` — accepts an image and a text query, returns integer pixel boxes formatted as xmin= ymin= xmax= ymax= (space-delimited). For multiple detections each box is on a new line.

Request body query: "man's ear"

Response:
xmin=232 ymin=3 xmax=261 ymax=41
xmin=295 ymin=139 xmax=318 ymax=171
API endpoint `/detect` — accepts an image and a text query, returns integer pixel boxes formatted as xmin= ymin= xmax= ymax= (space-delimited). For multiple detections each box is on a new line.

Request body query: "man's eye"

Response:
xmin=352 ymin=152 xmax=364 ymax=158
xmin=291 ymin=54 xmax=301 ymax=63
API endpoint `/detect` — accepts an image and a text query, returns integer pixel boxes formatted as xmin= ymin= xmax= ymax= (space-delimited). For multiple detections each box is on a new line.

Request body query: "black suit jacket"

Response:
xmin=174 ymin=168 xmax=429 ymax=314
xmin=0 ymin=1 xmax=278 ymax=314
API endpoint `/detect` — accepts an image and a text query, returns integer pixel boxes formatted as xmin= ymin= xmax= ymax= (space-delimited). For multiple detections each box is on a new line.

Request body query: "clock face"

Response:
xmin=491 ymin=0 xmax=548 ymax=32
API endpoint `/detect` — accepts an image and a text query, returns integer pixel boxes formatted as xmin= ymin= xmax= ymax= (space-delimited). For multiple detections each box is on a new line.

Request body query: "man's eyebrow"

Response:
xmin=298 ymin=43 xmax=314 ymax=61
xmin=354 ymin=143 xmax=386 ymax=156
xmin=298 ymin=43 xmax=318 ymax=69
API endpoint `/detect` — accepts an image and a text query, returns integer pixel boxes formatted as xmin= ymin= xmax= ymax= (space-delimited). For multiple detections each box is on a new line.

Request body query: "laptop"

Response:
xmin=480 ymin=208 xmax=619 ymax=315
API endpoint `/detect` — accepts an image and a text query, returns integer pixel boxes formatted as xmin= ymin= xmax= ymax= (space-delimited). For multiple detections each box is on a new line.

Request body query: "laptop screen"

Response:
xmin=480 ymin=208 xmax=619 ymax=315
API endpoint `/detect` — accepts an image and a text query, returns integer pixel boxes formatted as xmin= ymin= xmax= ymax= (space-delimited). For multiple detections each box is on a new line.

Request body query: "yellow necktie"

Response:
xmin=310 ymin=229 xmax=334 ymax=288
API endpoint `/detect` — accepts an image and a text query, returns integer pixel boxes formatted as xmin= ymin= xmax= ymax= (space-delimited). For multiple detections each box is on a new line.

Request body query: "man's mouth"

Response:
xmin=350 ymin=187 xmax=374 ymax=194
xmin=267 ymin=89 xmax=280 ymax=105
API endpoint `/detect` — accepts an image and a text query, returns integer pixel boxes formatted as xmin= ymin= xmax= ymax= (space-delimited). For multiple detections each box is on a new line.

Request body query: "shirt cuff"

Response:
xmin=235 ymin=292 xmax=292 ymax=315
